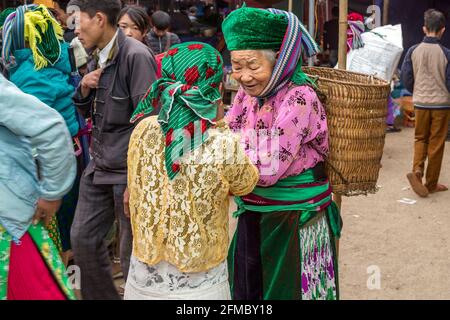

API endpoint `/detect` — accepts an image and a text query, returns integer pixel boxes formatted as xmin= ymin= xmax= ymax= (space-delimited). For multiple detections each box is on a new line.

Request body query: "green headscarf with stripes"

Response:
xmin=0 ymin=8 xmax=15 ymax=29
xmin=1 ymin=5 xmax=63 ymax=70
xmin=131 ymin=42 xmax=224 ymax=180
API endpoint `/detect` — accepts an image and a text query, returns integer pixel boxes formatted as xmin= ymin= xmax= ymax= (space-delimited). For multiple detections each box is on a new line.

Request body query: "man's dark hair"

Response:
xmin=67 ymin=0 xmax=122 ymax=26
xmin=424 ymin=9 xmax=446 ymax=33
xmin=189 ymin=6 xmax=197 ymax=15
xmin=54 ymin=0 xmax=70 ymax=11
xmin=151 ymin=10 xmax=171 ymax=30
xmin=332 ymin=6 xmax=339 ymax=18
xmin=119 ymin=6 xmax=150 ymax=34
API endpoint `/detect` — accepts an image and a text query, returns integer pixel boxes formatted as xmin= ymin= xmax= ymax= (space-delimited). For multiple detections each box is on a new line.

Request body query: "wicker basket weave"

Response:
xmin=303 ymin=67 xmax=391 ymax=196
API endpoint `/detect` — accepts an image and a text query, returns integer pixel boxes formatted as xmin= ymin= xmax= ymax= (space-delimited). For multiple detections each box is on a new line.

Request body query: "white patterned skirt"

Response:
xmin=124 ymin=255 xmax=231 ymax=300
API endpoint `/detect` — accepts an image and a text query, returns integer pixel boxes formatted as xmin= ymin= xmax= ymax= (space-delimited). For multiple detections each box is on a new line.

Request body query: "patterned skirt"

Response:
xmin=46 ymin=166 xmax=80 ymax=254
xmin=228 ymin=210 xmax=338 ymax=300
xmin=124 ymin=256 xmax=231 ymax=300
xmin=0 ymin=223 xmax=76 ymax=300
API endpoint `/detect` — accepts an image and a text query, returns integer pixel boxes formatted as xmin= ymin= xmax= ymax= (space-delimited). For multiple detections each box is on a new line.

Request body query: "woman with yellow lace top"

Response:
xmin=124 ymin=42 xmax=259 ymax=300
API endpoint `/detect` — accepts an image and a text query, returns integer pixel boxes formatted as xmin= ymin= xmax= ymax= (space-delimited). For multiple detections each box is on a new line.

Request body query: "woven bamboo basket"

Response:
xmin=303 ymin=67 xmax=391 ymax=196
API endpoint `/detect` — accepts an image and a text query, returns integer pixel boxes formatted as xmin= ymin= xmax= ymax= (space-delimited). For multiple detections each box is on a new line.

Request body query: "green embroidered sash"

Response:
xmin=229 ymin=169 xmax=342 ymax=300
xmin=234 ymin=168 xmax=342 ymax=238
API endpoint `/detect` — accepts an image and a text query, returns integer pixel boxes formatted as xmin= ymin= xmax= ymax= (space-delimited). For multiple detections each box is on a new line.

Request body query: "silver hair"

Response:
xmin=260 ymin=49 xmax=277 ymax=65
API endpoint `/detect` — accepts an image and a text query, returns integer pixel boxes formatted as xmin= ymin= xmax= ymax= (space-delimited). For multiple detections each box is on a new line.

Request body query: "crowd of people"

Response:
xmin=0 ymin=0 xmax=448 ymax=301
xmin=0 ymin=0 xmax=341 ymax=300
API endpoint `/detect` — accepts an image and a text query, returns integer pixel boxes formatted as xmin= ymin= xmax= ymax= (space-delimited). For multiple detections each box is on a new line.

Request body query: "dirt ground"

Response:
xmin=337 ymin=127 xmax=450 ymax=300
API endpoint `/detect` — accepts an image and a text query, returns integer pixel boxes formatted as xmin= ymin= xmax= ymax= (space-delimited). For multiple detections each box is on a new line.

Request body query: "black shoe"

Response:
xmin=386 ymin=126 xmax=401 ymax=133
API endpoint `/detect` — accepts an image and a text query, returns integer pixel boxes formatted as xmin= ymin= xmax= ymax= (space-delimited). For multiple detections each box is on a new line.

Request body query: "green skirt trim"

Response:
xmin=0 ymin=223 xmax=76 ymax=300
xmin=229 ymin=210 xmax=339 ymax=300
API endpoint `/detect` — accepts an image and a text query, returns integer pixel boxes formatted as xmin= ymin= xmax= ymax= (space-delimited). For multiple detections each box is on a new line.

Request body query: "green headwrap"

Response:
xmin=1 ymin=5 xmax=63 ymax=70
xmin=131 ymin=42 xmax=224 ymax=180
xmin=0 ymin=8 xmax=15 ymax=29
xmin=222 ymin=5 xmax=288 ymax=51
xmin=222 ymin=4 xmax=321 ymax=99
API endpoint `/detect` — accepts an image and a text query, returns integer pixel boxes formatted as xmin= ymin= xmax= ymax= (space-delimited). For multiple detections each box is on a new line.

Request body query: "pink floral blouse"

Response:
xmin=225 ymin=83 xmax=329 ymax=187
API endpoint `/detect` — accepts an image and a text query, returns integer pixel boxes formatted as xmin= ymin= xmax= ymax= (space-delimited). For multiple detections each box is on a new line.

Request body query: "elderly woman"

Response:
xmin=223 ymin=6 xmax=342 ymax=300
xmin=124 ymin=42 xmax=259 ymax=300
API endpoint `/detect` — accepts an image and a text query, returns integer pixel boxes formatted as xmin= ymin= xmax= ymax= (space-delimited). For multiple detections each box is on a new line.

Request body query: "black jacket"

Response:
xmin=73 ymin=30 xmax=158 ymax=184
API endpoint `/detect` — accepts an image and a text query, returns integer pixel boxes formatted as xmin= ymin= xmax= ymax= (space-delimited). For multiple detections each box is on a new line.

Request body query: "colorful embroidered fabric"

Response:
xmin=46 ymin=216 xmax=62 ymax=253
xmin=228 ymin=210 xmax=339 ymax=300
xmin=0 ymin=223 xmax=76 ymax=300
xmin=1 ymin=4 xmax=64 ymax=70
xmin=300 ymin=214 xmax=337 ymax=300
xmin=233 ymin=167 xmax=342 ymax=241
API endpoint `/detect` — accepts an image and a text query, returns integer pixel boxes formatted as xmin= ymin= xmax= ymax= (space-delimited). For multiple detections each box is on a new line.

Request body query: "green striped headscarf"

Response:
xmin=0 ymin=8 xmax=15 ymax=29
xmin=131 ymin=42 xmax=224 ymax=180
xmin=1 ymin=4 xmax=63 ymax=70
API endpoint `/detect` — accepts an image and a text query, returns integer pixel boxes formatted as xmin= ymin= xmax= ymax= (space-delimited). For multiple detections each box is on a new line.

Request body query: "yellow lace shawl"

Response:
xmin=127 ymin=116 xmax=259 ymax=272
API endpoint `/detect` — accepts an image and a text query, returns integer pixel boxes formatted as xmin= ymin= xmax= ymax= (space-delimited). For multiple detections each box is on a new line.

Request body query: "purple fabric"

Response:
xmin=387 ymin=96 xmax=395 ymax=126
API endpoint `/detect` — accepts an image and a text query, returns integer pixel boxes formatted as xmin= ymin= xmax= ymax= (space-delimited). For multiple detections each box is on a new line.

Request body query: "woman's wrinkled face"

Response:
xmin=231 ymin=50 xmax=275 ymax=97
xmin=118 ymin=14 xmax=146 ymax=43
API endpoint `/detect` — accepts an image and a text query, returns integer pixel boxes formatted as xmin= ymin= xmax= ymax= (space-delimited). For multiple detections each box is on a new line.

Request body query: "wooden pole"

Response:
xmin=336 ymin=0 xmax=348 ymax=202
xmin=338 ymin=0 xmax=348 ymax=69
xmin=308 ymin=0 xmax=315 ymax=66
xmin=383 ymin=0 xmax=390 ymax=26
xmin=335 ymin=0 xmax=348 ymax=259
xmin=288 ymin=0 xmax=293 ymax=12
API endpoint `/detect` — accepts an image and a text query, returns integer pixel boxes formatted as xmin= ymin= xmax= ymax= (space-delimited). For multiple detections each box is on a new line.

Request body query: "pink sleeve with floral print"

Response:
xmin=226 ymin=85 xmax=328 ymax=187
xmin=225 ymin=88 xmax=247 ymax=130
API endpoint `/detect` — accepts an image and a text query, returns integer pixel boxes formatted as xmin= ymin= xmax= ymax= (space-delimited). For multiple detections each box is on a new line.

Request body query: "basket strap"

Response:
xmin=307 ymin=142 xmax=350 ymax=187
xmin=323 ymin=158 xmax=350 ymax=186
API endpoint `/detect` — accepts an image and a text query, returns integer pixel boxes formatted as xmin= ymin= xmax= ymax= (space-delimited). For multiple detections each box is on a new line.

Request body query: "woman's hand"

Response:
xmin=33 ymin=199 xmax=62 ymax=227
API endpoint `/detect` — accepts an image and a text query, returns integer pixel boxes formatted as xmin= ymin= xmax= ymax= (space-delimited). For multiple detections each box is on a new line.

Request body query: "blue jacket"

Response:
xmin=0 ymin=74 xmax=76 ymax=240
xmin=8 ymin=42 xmax=80 ymax=136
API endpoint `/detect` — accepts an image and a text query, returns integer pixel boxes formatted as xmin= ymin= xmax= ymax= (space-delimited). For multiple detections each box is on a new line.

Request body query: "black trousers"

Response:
xmin=233 ymin=212 xmax=263 ymax=300
xmin=71 ymin=173 xmax=132 ymax=300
